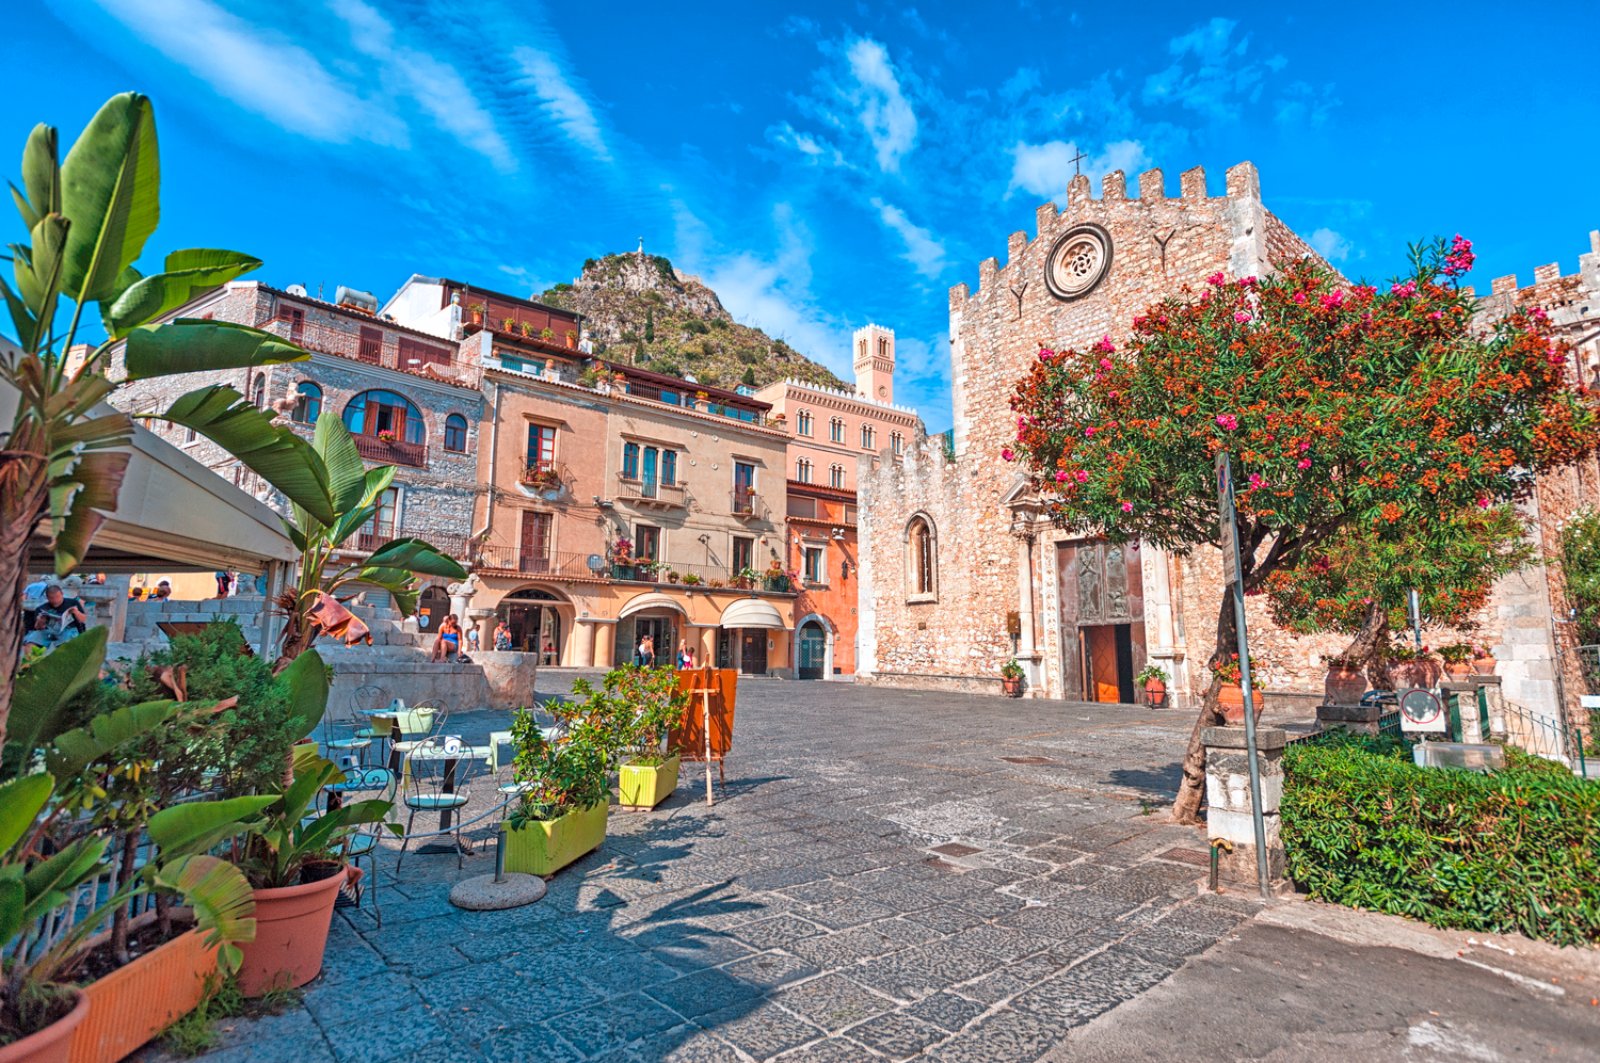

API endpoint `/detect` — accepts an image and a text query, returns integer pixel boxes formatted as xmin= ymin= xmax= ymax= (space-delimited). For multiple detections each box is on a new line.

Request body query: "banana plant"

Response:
xmin=0 ymin=92 xmax=339 ymax=746
xmin=275 ymin=415 xmax=466 ymax=665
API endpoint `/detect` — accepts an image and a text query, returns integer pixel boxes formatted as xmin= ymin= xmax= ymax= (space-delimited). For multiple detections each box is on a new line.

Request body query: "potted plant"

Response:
xmin=501 ymin=703 xmax=611 ymax=876
xmin=707 ymin=578 xmax=725 ymax=589
xmin=1385 ymin=642 xmax=1442 ymax=690
xmin=1438 ymin=642 xmax=1474 ymax=678
xmin=1136 ymin=664 xmax=1169 ymax=706
xmin=565 ymin=329 xmax=579 ymax=349
xmin=733 ymin=567 xmax=758 ymax=590
xmin=467 ymin=302 xmax=486 ymax=326
xmin=1472 ymin=643 xmax=1497 ymax=675
xmin=666 ymin=570 xmax=680 ymax=584
xmin=502 ymin=316 xmax=516 ymax=332
xmin=610 ymin=537 xmax=635 ymax=580
xmin=1322 ymin=653 xmax=1368 ymax=705
xmin=609 ymin=667 xmax=689 ymax=811
xmin=1211 ymin=654 xmax=1263 ymax=722
xmin=681 ymin=573 xmax=702 ymax=587
xmin=540 ymin=327 xmax=554 ymax=341
xmin=375 ymin=429 xmax=397 ymax=445
xmin=221 ymin=747 xmax=395 ymax=996
xmin=1000 ymin=658 xmax=1025 ymax=697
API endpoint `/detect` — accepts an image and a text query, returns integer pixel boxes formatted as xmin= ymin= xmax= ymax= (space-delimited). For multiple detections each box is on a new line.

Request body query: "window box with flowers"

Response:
xmin=376 ymin=429 xmax=398 ymax=445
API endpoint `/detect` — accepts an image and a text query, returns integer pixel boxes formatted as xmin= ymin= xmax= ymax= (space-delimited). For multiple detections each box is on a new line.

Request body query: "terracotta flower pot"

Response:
xmin=1472 ymin=655 xmax=1496 ymax=676
xmin=1392 ymin=659 xmax=1442 ymax=690
xmin=0 ymin=991 xmax=88 ymax=1063
xmin=69 ymin=915 xmax=219 ymax=1063
xmin=1143 ymin=679 xmax=1167 ymax=706
xmin=1323 ymin=664 xmax=1367 ymax=706
xmin=1443 ymin=662 xmax=1473 ymax=678
xmin=1001 ymin=676 xmax=1023 ymax=697
xmin=1217 ymin=683 xmax=1264 ymax=723
xmin=235 ymin=867 xmax=350 ymax=997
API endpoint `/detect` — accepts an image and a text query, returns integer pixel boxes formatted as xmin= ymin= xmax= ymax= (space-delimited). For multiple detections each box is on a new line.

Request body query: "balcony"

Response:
xmin=605 ymin=559 xmax=793 ymax=593
xmin=616 ymin=474 xmax=687 ymax=510
xmin=520 ymin=459 xmax=572 ymax=500
xmin=730 ymin=490 xmax=769 ymax=521
xmin=355 ymin=525 xmax=394 ymax=552
xmin=474 ymin=546 xmax=602 ymax=578
xmin=353 ymin=434 xmax=427 ymax=468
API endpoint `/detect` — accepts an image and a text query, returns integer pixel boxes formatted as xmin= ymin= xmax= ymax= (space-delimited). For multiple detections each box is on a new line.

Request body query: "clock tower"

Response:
xmin=852 ymin=323 xmax=895 ymax=405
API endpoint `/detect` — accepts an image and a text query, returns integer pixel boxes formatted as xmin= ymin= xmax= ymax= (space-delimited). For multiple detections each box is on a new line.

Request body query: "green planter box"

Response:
xmin=618 ymin=754 xmax=680 ymax=810
xmin=501 ymin=801 xmax=609 ymax=876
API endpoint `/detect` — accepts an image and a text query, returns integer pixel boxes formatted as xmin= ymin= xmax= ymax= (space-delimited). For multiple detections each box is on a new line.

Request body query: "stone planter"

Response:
xmin=1322 ymin=664 xmax=1367 ymax=706
xmin=1391 ymin=658 xmax=1443 ymax=690
xmin=0 ymin=992 xmax=88 ymax=1063
xmin=68 ymin=914 xmax=219 ymax=1063
xmin=1217 ymin=684 xmax=1264 ymax=723
xmin=618 ymin=754 xmax=680 ymax=811
xmin=502 ymin=802 xmax=609 ymax=876
xmin=235 ymin=867 xmax=350 ymax=997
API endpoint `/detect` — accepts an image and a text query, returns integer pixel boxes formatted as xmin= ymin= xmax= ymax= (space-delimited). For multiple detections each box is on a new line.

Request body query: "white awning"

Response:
xmin=618 ymin=591 xmax=689 ymax=619
xmin=719 ymin=597 xmax=788 ymax=630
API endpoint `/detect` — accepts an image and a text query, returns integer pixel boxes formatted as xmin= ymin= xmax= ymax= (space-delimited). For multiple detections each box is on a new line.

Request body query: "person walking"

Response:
xmin=635 ymin=633 xmax=654 ymax=668
xmin=494 ymin=620 xmax=512 ymax=651
xmin=676 ymin=639 xmax=691 ymax=669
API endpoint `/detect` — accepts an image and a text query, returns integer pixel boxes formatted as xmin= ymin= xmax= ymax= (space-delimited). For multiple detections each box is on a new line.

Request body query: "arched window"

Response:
xmin=343 ymin=389 xmax=424 ymax=444
xmin=443 ymin=413 xmax=468 ymax=452
xmin=861 ymin=424 xmax=876 ymax=450
xmin=829 ymin=417 xmax=845 ymax=443
xmin=291 ymin=381 xmax=321 ymax=425
xmin=796 ymin=410 xmax=814 ymax=436
xmin=829 ymin=464 xmax=845 ymax=489
xmin=250 ymin=374 xmax=266 ymax=408
xmin=890 ymin=431 xmax=904 ymax=456
xmin=906 ymin=515 xmax=937 ymax=599
xmin=796 ymin=457 xmax=813 ymax=483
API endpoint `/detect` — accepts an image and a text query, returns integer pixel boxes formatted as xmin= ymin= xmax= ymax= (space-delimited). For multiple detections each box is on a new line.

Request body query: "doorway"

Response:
xmin=1080 ymin=623 xmax=1137 ymax=704
xmin=416 ymin=585 xmax=450 ymax=634
xmin=498 ymin=588 xmax=563 ymax=662
xmin=797 ymin=621 xmax=827 ymax=680
xmin=621 ymin=613 xmax=676 ymax=668
xmin=739 ymin=630 xmax=769 ymax=675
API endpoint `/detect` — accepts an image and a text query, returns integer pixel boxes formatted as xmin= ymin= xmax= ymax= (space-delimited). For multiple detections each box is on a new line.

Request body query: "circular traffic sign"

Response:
xmin=1399 ymin=688 xmax=1444 ymax=728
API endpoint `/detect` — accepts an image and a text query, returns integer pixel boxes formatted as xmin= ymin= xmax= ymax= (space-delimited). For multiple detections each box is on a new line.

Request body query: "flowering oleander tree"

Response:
xmin=1007 ymin=238 xmax=1597 ymax=822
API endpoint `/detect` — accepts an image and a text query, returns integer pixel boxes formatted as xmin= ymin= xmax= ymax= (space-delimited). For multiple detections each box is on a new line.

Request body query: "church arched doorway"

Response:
xmin=797 ymin=620 xmax=828 ymax=680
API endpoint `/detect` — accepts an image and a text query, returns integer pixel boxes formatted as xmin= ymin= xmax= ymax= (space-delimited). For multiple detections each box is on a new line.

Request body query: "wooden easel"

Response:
xmin=699 ymin=664 xmax=715 ymax=806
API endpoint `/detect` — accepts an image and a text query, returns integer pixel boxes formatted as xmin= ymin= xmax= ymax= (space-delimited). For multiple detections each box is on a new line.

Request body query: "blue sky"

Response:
xmin=8 ymin=1 xmax=1599 ymax=431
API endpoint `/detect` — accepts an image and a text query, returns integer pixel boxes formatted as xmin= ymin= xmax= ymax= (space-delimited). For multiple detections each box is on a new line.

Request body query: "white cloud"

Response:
xmin=1309 ymin=227 xmax=1351 ymax=262
xmin=843 ymin=38 xmax=918 ymax=172
xmin=1007 ymin=139 xmax=1150 ymax=203
xmin=89 ymin=0 xmax=405 ymax=146
xmin=870 ymin=198 xmax=948 ymax=279
xmin=330 ymin=0 xmax=514 ymax=172
xmin=1143 ymin=17 xmax=1272 ymax=121
xmin=767 ymin=122 xmax=848 ymax=167
xmin=512 ymin=46 xmax=612 ymax=163
xmin=999 ymin=66 xmax=1041 ymax=102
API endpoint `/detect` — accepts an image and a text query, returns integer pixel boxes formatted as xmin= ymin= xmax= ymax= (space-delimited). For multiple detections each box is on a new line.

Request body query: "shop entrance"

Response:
xmin=498 ymin=587 xmax=563 ymax=663
xmin=797 ymin=621 xmax=827 ymax=680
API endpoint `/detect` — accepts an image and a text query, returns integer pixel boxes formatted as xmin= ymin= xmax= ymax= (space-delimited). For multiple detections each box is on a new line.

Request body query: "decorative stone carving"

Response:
xmin=1044 ymin=223 xmax=1113 ymax=300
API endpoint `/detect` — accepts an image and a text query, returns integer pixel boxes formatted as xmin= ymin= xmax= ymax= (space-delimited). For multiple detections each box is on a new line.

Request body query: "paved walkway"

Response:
xmin=166 ymin=675 xmax=1598 ymax=1062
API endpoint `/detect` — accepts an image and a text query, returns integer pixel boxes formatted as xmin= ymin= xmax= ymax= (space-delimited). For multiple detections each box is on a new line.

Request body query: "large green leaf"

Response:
xmin=20 ymin=122 xmax=60 ymax=225
xmin=47 ymin=447 xmax=130 ymax=574
xmin=0 ymin=275 xmax=36 ymax=350
xmin=0 ymin=774 xmax=54 ymax=855
xmin=19 ymin=835 xmax=106 ymax=928
xmin=312 ymin=415 xmax=371 ymax=515
xmin=275 ymin=648 xmax=329 ymax=741
xmin=59 ymin=92 xmax=159 ymax=303
xmin=122 ymin=318 xmax=307 ymax=381
xmin=103 ymin=249 xmax=261 ymax=338
xmin=153 ymin=855 xmax=256 ymax=972
xmin=7 ymin=627 xmax=108 ymax=781
xmin=46 ymin=699 xmax=178 ymax=778
xmin=364 ymin=538 xmax=467 ymax=579
xmin=156 ymin=385 xmax=334 ymax=523
xmin=147 ymin=795 xmax=275 ymax=856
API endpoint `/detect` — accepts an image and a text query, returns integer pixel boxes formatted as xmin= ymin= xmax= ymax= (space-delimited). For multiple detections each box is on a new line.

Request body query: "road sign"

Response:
xmin=1216 ymin=452 xmax=1240 ymax=588
xmin=1398 ymin=688 xmax=1447 ymax=733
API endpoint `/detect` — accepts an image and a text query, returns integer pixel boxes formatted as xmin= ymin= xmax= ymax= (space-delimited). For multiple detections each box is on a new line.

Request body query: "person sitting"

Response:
xmin=152 ymin=580 xmax=172 ymax=600
xmin=431 ymin=613 xmax=463 ymax=662
xmin=24 ymin=584 xmax=88 ymax=649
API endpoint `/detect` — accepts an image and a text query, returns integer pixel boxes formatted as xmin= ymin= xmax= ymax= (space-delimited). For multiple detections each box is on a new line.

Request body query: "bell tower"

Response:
xmin=852 ymin=323 xmax=895 ymax=404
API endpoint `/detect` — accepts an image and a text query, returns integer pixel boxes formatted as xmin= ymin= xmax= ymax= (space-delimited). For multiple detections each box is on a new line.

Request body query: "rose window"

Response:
xmin=1045 ymin=224 xmax=1113 ymax=300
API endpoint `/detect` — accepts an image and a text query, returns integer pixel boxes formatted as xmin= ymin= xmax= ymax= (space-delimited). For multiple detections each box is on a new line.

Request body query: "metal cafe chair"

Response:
xmin=396 ymin=736 xmax=481 ymax=871
xmin=323 ymin=766 xmax=398 ymax=925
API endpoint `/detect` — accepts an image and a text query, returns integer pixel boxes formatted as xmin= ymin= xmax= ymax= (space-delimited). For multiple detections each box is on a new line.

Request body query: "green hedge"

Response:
xmin=1281 ymin=735 xmax=1600 ymax=945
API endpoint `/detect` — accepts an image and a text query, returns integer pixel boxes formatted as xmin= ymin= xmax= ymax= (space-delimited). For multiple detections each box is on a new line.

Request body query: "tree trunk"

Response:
xmin=1170 ymin=591 xmax=1235 ymax=825
xmin=110 ymin=828 xmax=140 ymax=966
xmin=1341 ymin=601 xmax=1391 ymax=686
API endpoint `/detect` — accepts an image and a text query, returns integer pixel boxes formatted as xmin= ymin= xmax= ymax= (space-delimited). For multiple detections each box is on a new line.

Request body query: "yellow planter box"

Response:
xmin=618 ymin=754 xmax=681 ymax=811
xmin=501 ymin=801 xmax=609 ymax=876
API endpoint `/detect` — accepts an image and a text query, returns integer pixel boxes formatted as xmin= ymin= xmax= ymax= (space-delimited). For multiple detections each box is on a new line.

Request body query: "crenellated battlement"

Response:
xmin=1468 ymin=229 xmax=1600 ymax=301
xmin=957 ymin=160 xmax=1265 ymax=302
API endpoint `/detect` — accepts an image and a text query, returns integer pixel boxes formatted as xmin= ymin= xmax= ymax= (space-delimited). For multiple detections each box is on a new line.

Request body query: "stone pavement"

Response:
xmin=172 ymin=676 xmax=1270 ymax=1062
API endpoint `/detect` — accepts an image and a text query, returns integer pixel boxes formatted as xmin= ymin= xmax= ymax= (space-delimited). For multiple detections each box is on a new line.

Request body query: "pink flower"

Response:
xmin=1001 ymin=448 xmax=1015 ymax=462
xmin=1074 ymin=470 xmax=1089 ymax=483
xmin=1038 ymin=348 xmax=1055 ymax=361
xmin=1390 ymin=281 xmax=1417 ymax=297
xmin=1207 ymin=272 xmax=1226 ymax=286
xmin=1233 ymin=311 xmax=1251 ymax=324
xmin=1428 ymin=310 xmax=1442 ymax=321
xmin=1476 ymin=495 xmax=1490 ymax=508
xmin=1121 ymin=502 xmax=1134 ymax=513
xmin=1099 ymin=357 xmax=1112 ymax=370
xmin=1215 ymin=414 xmax=1239 ymax=431
xmin=1085 ymin=427 xmax=1097 ymax=438
xmin=1530 ymin=307 xmax=1548 ymax=321
xmin=1238 ymin=276 xmax=1258 ymax=287
xmin=1055 ymin=470 xmax=1069 ymax=483
xmin=1293 ymin=292 xmax=1307 ymax=305
xmin=1247 ymin=473 xmax=1265 ymax=490
xmin=1320 ymin=291 xmax=1344 ymax=310
xmin=1297 ymin=458 xmax=1312 ymax=470
xmin=1093 ymin=335 xmax=1115 ymax=353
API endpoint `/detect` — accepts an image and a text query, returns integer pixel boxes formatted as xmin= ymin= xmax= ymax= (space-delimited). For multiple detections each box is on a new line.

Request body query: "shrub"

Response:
xmin=1281 ymin=734 xmax=1600 ymax=945
xmin=1561 ymin=508 xmax=1600 ymax=646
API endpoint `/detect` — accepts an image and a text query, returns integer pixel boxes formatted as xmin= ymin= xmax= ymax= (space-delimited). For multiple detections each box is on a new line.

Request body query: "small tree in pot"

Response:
xmin=1135 ymin=664 xmax=1169 ymax=707
xmin=999 ymin=658 xmax=1025 ymax=697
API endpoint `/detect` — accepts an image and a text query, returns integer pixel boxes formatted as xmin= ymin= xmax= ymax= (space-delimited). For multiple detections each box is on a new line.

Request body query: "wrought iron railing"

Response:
xmin=616 ymin=474 xmax=688 ymax=506
xmin=473 ymin=545 xmax=599 ymax=577
xmin=730 ymin=490 xmax=767 ymax=519
xmin=352 ymin=434 xmax=427 ymax=467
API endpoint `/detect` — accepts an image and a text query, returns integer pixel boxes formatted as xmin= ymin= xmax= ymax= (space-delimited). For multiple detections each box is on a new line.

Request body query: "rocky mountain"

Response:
xmin=537 ymin=252 xmax=847 ymax=392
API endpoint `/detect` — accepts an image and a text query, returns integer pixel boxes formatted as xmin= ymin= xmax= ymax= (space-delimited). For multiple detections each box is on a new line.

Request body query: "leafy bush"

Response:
xmin=1561 ymin=507 xmax=1600 ymax=646
xmin=1281 ymin=734 xmax=1600 ymax=945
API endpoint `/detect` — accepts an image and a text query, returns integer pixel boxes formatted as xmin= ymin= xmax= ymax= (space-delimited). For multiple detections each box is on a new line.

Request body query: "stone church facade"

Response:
xmin=858 ymin=162 xmax=1599 ymax=732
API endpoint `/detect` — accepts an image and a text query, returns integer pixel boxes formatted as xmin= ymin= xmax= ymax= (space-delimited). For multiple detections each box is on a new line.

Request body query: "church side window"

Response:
xmin=861 ymin=424 xmax=876 ymax=450
xmin=797 ymin=410 xmax=813 ymax=436
xmin=829 ymin=464 xmax=845 ymax=489
xmin=906 ymin=515 xmax=936 ymax=600
xmin=829 ymin=417 xmax=844 ymax=443
xmin=890 ymin=431 xmax=904 ymax=456
xmin=796 ymin=457 xmax=813 ymax=483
